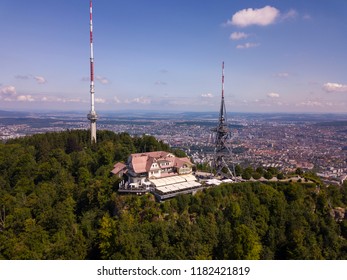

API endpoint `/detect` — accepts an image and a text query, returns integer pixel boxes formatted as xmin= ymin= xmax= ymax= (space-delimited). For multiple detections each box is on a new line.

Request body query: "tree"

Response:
xmin=173 ymin=149 xmax=187 ymax=158
xmin=242 ymin=170 xmax=252 ymax=180
xmin=230 ymin=224 xmax=262 ymax=260
xmin=267 ymin=167 xmax=278 ymax=176
xmin=98 ymin=214 xmax=116 ymax=259
xmin=264 ymin=171 xmax=273 ymax=180
xmin=252 ymin=172 xmax=262 ymax=180
xmin=256 ymin=166 xmax=265 ymax=175
xmin=234 ymin=165 xmax=242 ymax=176
xmin=295 ymin=168 xmax=304 ymax=176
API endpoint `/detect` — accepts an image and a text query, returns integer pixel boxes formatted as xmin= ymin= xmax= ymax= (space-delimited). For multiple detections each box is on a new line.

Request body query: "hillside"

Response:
xmin=0 ymin=130 xmax=347 ymax=259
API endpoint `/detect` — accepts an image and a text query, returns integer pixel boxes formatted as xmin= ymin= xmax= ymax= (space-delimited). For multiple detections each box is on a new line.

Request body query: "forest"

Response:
xmin=0 ymin=129 xmax=347 ymax=259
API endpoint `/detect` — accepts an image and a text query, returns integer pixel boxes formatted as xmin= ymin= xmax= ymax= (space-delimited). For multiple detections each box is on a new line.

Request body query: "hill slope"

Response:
xmin=0 ymin=130 xmax=346 ymax=259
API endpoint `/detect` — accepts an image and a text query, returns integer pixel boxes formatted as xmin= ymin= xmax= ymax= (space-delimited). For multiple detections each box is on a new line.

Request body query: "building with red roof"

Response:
xmin=112 ymin=151 xmax=202 ymax=200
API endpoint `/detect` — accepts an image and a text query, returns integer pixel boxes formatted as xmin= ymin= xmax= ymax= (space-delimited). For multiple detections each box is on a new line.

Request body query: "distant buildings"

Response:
xmin=1 ymin=112 xmax=346 ymax=186
xmin=111 ymin=151 xmax=202 ymax=200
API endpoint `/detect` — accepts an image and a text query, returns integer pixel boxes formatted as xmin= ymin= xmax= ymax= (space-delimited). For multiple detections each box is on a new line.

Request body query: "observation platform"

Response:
xmin=87 ymin=111 xmax=98 ymax=121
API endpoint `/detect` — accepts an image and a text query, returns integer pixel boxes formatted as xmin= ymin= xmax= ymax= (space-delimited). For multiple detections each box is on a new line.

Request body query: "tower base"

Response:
xmin=212 ymin=155 xmax=235 ymax=179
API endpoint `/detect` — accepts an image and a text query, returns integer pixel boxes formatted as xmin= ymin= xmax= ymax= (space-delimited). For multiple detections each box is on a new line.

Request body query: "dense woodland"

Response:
xmin=0 ymin=130 xmax=347 ymax=259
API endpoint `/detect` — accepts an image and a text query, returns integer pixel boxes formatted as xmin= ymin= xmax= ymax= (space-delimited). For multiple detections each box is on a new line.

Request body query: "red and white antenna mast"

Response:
xmin=87 ymin=0 xmax=98 ymax=143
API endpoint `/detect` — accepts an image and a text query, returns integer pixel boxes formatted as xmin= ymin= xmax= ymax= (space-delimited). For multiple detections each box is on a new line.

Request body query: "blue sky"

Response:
xmin=1 ymin=0 xmax=347 ymax=113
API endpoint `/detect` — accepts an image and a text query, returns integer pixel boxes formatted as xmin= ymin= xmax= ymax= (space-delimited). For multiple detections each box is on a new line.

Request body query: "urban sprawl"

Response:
xmin=1 ymin=112 xmax=346 ymax=185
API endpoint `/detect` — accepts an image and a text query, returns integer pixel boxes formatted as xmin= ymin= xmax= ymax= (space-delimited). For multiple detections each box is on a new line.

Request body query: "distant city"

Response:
xmin=1 ymin=110 xmax=346 ymax=185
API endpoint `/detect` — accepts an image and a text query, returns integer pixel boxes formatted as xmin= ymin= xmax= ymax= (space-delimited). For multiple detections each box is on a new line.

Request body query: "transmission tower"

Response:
xmin=212 ymin=62 xmax=235 ymax=178
xmin=87 ymin=0 xmax=98 ymax=143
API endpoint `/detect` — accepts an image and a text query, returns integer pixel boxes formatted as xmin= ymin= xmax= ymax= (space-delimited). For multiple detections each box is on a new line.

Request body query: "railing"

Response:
xmin=118 ymin=181 xmax=153 ymax=193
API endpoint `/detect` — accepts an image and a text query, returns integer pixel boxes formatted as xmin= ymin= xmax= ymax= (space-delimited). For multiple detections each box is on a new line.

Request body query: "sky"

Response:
xmin=1 ymin=0 xmax=347 ymax=113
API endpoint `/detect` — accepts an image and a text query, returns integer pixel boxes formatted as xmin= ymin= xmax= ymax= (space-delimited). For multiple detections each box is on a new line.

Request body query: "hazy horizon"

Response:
xmin=1 ymin=108 xmax=347 ymax=119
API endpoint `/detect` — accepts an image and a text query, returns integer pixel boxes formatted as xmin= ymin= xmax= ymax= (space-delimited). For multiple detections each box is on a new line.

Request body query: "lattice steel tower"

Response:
xmin=212 ymin=62 xmax=234 ymax=178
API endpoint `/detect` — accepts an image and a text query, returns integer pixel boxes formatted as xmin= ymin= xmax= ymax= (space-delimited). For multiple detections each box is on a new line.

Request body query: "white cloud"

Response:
xmin=64 ymin=98 xmax=84 ymax=103
xmin=267 ymin=92 xmax=280 ymax=98
xmin=0 ymin=85 xmax=17 ymax=97
xmin=296 ymin=100 xmax=323 ymax=107
xmin=236 ymin=42 xmax=259 ymax=49
xmin=230 ymin=32 xmax=249 ymax=40
xmin=40 ymin=96 xmax=61 ymax=102
xmin=113 ymin=96 xmax=121 ymax=104
xmin=95 ymin=98 xmax=106 ymax=104
xmin=96 ymin=76 xmax=109 ymax=84
xmin=15 ymin=74 xmax=46 ymax=84
xmin=34 ymin=76 xmax=46 ymax=84
xmin=0 ymin=86 xmax=18 ymax=102
xmin=134 ymin=97 xmax=151 ymax=104
xmin=125 ymin=97 xmax=151 ymax=104
xmin=40 ymin=96 xmax=86 ymax=103
xmin=282 ymin=9 xmax=298 ymax=20
xmin=293 ymin=99 xmax=347 ymax=111
xmin=323 ymin=82 xmax=347 ymax=93
xmin=275 ymin=72 xmax=290 ymax=78
xmin=201 ymin=93 xmax=214 ymax=98
xmin=229 ymin=6 xmax=280 ymax=27
xmin=17 ymin=95 xmax=35 ymax=102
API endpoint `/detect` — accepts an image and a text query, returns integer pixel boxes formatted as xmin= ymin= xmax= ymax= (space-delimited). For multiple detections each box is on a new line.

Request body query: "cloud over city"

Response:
xmin=323 ymin=82 xmax=347 ymax=93
xmin=228 ymin=6 xmax=280 ymax=27
xmin=96 ymin=76 xmax=110 ymax=84
xmin=124 ymin=96 xmax=151 ymax=104
xmin=95 ymin=98 xmax=106 ymax=104
xmin=15 ymin=74 xmax=47 ymax=84
xmin=17 ymin=95 xmax=35 ymax=102
xmin=34 ymin=76 xmax=47 ymax=84
xmin=282 ymin=9 xmax=298 ymax=21
xmin=201 ymin=93 xmax=214 ymax=98
xmin=275 ymin=72 xmax=290 ymax=78
xmin=227 ymin=6 xmax=299 ymax=27
xmin=0 ymin=85 xmax=36 ymax=102
xmin=267 ymin=92 xmax=280 ymax=98
xmin=236 ymin=42 xmax=259 ymax=49
xmin=226 ymin=6 xmax=301 ymax=50
xmin=230 ymin=32 xmax=249 ymax=40
xmin=0 ymin=85 xmax=17 ymax=98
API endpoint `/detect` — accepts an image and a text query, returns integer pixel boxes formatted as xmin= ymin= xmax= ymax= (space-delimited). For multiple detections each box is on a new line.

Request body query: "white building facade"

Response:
xmin=111 ymin=151 xmax=202 ymax=200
